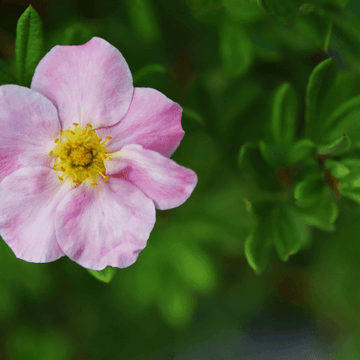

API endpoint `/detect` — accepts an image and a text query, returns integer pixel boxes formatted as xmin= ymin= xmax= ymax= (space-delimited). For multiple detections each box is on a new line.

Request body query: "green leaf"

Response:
xmin=296 ymin=9 xmax=333 ymax=52
xmin=170 ymin=242 xmax=217 ymax=294
xmin=238 ymin=142 xmax=283 ymax=196
xmin=316 ymin=134 xmax=351 ymax=156
xmin=293 ymin=174 xmax=324 ymax=208
xmin=157 ymin=281 xmax=195 ymax=328
xmin=292 ymin=209 xmax=312 ymax=247
xmin=286 ymin=138 xmax=315 ymax=165
xmin=272 ymin=205 xmax=309 ymax=261
xmin=15 ymin=5 xmax=44 ymax=87
xmin=324 ymin=21 xmax=332 ymax=53
xmin=339 ymin=188 xmax=360 ymax=204
xmin=271 ymin=82 xmax=297 ymax=148
xmin=320 ymin=95 xmax=360 ymax=143
xmin=245 ymin=201 xmax=310 ymax=271
xmin=220 ymin=19 xmax=253 ymax=76
xmin=324 ymin=159 xmax=351 ymax=179
xmin=313 ymin=71 xmax=360 ymax=146
xmin=340 ymin=159 xmax=360 ymax=184
xmin=132 ymin=63 xmax=166 ymax=85
xmin=182 ymin=107 xmax=205 ymax=125
xmin=291 ymin=186 xmax=338 ymax=231
xmin=332 ymin=13 xmax=360 ymax=68
xmin=222 ymin=0 xmax=265 ymax=23
xmin=258 ymin=141 xmax=287 ymax=168
xmin=305 ymin=57 xmax=338 ymax=141
xmin=125 ymin=0 xmax=160 ymax=43
xmin=323 ymin=93 xmax=360 ymax=131
xmin=321 ymin=71 xmax=360 ymax=120
xmin=249 ymin=30 xmax=279 ymax=62
xmin=0 ymin=58 xmax=17 ymax=85
xmin=337 ymin=159 xmax=360 ymax=204
xmin=244 ymin=202 xmax=275 ymax=274
xmin=87 ymin=266 xmax=116 ymax=283
xmin=298 ymin=3 xmax=315 ymax=15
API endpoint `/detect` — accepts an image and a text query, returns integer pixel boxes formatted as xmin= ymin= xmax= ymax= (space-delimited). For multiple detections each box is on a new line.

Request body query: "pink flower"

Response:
xmin=0 ymin=37 xmax=197 ymax=271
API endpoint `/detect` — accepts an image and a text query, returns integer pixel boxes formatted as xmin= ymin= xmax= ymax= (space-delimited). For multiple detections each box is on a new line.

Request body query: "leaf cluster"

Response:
xmin=240 ymin=55 xmax=360 ymax=273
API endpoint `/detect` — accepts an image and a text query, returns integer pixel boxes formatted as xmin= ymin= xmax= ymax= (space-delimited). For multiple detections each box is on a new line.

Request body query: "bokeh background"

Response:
xmin=1 ymin=0 xmax=360 ymax=359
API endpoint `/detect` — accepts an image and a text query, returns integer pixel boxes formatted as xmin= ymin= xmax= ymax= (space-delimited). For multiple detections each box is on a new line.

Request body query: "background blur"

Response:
xmin=1 ymin=0 xmax=360 ymax=359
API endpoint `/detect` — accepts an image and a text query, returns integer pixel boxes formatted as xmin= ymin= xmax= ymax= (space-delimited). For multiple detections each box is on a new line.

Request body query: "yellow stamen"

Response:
xmin=49 ymin=123 xmax=120 ymax=187
xmin=100 ymin=136 xmax=113 ymax=145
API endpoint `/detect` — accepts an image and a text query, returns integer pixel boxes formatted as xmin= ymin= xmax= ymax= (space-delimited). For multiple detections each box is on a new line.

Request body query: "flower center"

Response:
xmin=49 ymin=123 xmax=113 ymax=187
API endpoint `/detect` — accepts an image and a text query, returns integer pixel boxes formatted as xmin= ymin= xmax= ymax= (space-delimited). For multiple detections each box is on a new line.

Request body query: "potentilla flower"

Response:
xmin=0 ymin=37 xmax=197 ymax=271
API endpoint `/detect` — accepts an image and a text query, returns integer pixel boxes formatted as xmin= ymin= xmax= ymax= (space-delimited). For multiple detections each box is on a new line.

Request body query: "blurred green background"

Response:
xmin=1 ymin=0 xmax=360 ymax=358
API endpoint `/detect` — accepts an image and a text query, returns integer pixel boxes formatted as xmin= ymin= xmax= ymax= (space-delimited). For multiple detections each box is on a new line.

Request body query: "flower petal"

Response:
xmin=96 ymin=87 xmax=184 ymax=158
xmin=54 ymin=177 xmax=156 ymax=271
xmin=0 ymin=85 xmax=61 ymax=183
xmin=31 ymin=37 xmax=133 ymax=130
xmin=106 ymin=144 xmax=198 ymax=210
xmin=0 ymin=167 xmax=70 ymax=263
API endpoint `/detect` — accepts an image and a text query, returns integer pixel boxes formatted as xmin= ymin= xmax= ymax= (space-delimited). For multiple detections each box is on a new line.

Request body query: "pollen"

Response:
xmin=49 ymin=123 xmax=115 ymax=187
